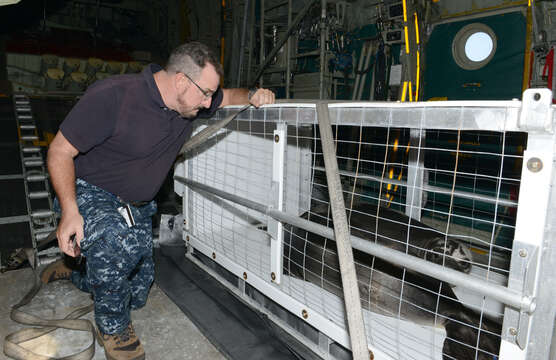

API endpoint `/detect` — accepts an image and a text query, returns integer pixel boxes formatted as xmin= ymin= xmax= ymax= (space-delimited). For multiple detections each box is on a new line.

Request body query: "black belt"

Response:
xmin=129 ymin=200 xmax=150 ymax=208
xmin=118 ymin=196 xmax=150 ymax=208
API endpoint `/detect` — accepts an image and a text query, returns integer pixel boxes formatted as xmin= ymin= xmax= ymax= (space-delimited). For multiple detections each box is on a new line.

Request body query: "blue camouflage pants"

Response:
xmin=54 ymin=178 xmax=157 ymax=335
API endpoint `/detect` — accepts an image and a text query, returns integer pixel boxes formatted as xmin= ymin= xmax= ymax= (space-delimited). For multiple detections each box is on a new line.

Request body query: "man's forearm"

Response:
xmin=221 ymin=87 xmax=275 ymax=108
xmin=47 ymin=147 xmax=78 ymax=215
xmin=221 ymin=88 xmax=249 ymax=106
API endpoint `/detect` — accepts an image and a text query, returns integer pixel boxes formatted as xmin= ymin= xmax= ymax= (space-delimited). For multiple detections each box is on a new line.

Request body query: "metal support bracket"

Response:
xmin=516 ymin=247 xmax=538 ymax=349
xmin=269 ymin=123 xmax=287 ymax=284
xmin=405 ymin=128 xmax=425 ymax=221
xmin=501 ymin=139 xmax=555 ymax=354
xmin=184 ymin=155 xmax=193 ymax=245
xmin=518 ymin=88 xmax=554 ymax=133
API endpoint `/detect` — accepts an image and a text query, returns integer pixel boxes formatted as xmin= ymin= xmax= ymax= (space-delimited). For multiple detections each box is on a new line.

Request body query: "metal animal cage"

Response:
xmin=173 ymin=89 xmax=556 ymax=360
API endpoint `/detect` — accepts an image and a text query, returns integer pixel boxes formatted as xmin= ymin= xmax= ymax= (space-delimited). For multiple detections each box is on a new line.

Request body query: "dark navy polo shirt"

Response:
xmin=60 ymin=64 xmax=223 ymax=202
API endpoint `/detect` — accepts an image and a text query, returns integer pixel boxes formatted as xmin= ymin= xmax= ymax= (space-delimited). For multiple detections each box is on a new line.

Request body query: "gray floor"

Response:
xmin=0 ymin=266 xmax=226 ymax=360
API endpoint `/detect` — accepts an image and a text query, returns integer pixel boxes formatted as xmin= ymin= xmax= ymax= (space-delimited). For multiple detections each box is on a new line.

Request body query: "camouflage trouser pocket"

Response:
xmin=54 ymin=179 xmax=156 ymax=252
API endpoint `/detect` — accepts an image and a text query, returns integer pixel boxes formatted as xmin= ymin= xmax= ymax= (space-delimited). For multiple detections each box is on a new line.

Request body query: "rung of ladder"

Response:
xmin=16 ymin=107 xmax=31 ymax=112
xmin=38 ymin=247 xmax=61 ymax=256
xmin=38 ymin=256 xmax=61 ymax=267
xmin=20 ymin=124 xmax=36 ymax=130
xmin=36 ymin=233 xmax=57 ymax=243
xmin=31 ymin=210 xmax=55 ymax=218
xmin=27 ymin=174 xmax=47 ymax=181
xmin=17 ymin=115 xmax=32 ymax=120
xmin=15 ymin=100 xmax=29 ymax=105
xmin=35 ymin=228 xmax=57 ymax=243
xmin=14 ymin=94 xmax=27 ymax=99
xmin=21 ymin=135 xmax=39 ymax=141
xmin=35 ymin=226 xmax=57 ymax=234
xmin=29 ymin=191 xmax=50 ymax=199
xmin=22 ymin=147 xmax=41 ymax=153
xmin=24 ymin=159 xmax=44 ymax=167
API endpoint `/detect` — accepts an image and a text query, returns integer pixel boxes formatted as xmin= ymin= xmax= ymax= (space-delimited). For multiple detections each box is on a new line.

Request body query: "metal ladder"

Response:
xmin=13 ymin=94 xmax=58 ymax=265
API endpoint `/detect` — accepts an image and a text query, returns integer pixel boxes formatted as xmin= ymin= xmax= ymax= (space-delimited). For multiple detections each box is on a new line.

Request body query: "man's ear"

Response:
xmin=174 ymin=72 xmax=188 ymax=92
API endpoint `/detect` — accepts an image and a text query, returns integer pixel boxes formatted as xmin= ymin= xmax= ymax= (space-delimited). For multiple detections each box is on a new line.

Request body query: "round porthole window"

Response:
xmin=452 ymin=23 xmax=497 ymax=70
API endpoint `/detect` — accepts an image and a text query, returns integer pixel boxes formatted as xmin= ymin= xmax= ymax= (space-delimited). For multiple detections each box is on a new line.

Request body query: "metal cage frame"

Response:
xmin=174 ymin=89 xmax=556 ymax=360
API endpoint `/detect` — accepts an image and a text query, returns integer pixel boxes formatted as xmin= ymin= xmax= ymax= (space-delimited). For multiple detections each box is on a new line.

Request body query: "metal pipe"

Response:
xmin=285 ymin=0 xmax=292 ymax=99
xmin=401 ymin=81 xmax=408 ymax=102
xmin=414 ymin=11 xmax=421 ymax=99
xmin=247 ymin=0 xmax=255 ymax=85
xmin=236 ymin=0 xmax=250 ymax=87
xmin=0 ymin=215 xmax=31 ymax=225
xmin=252 ymin=0 xmax=316 ymax=87
xmin=531 ymin=0 xmax=539 ymax=43
xmin=0 ymin=174 xmax=24 ymax=180
xmin=351 ymin=42 xmax=366 ymax=101
xmin=368 ymin=52 xmax=376 ymax=101
xmin=174 ymin=175 xmax=534 ymax=313
xmin=312 ymin=166 xmax=518 ymax=207
xmin=436 ymin=2 xmax=529 ymax=23
xmin=357 ymin=43 xmax=373 ymax=100
xmin=264 ymin=0 xmax=288 ymax=12
xmin=319 ymin=0 xmax=326 ymax=100
xmin=259 ymin=0 xmax=265 ymax=87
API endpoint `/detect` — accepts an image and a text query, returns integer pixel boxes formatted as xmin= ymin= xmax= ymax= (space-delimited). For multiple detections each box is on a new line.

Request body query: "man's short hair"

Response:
xmin=166 ymin=42 xmax=223 ymax=79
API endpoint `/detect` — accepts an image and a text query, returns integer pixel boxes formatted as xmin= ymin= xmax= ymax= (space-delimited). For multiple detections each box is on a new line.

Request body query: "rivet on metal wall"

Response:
xmin=274 ymin=134 xmax=280 ymax=143
xmin=243 ymin=272 xmax=248 ymax=280
xmin=212 ymin=252 xmax=216 ymax=259
xmin=519 ymin=249 xmax=528 ymax=257
xmin=302 ymin=309 xmax=308 ymax=319
xmin=271 ymin=272 xmax=276 ymax=281
xmin=527 ymin=157 xmax=543 ymax=173
xmin=509 ymin=327 xmax=517 ymax=336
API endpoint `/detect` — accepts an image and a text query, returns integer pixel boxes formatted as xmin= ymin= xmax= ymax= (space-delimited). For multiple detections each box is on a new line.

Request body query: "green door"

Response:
xmin=424 ymin=11 xmax=526 ymax=100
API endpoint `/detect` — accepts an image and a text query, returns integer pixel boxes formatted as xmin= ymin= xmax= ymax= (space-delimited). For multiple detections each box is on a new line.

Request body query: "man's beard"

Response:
xmin=176 ymin=93 xmax=201 ymax=118
xmin=180 ymin=108 xmax=200 ymax=118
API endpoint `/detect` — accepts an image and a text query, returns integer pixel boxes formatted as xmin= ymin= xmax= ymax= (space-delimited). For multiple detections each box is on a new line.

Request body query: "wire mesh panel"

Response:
xmin=177 ymin=91 xmax=556 ymax=360
xmin=281 ymin=126 xmax=512 ymax=359
xmin=181 ymin=108 xmax=313 ymax=279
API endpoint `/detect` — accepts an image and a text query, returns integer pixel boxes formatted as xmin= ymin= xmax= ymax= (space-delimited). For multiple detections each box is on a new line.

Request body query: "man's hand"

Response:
xmin=56 ymin=210 xmax=84 ymax=257
xmin=249 ymin=88 xmax=275 ymax=108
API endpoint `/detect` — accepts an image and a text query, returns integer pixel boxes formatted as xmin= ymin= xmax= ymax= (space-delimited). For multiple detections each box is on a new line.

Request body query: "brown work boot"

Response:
xmin=40 ymin=259 xmax=72 ymax=284
xmin=96 ymin=323 xmax=145 ymax=360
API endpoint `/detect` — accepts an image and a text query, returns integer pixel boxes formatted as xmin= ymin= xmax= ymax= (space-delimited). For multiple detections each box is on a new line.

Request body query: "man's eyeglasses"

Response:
xmin=181 ymin=72 xmax=215 ymax=100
